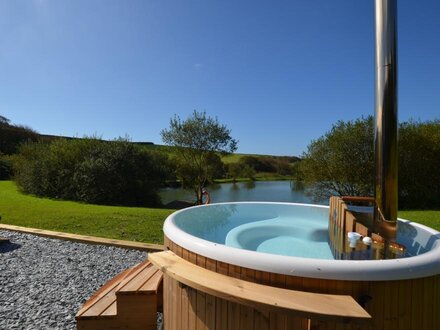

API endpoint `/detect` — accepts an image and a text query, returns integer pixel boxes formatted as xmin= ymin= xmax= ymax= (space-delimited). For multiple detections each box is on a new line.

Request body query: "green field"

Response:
xmin=398 ymin=210 xmax=440 ymax=231
xmin=221 ymin=153 xmax=274 ymax=164
xmin=0 ymin=180 xmax=439 ymax=245
xmin=138 ymin=143 xmax=285 ymax=165
xmin=0 ymin=181 xmax=173 ymax=244
xmin=214 ymin=172 xmax=292 ymax=183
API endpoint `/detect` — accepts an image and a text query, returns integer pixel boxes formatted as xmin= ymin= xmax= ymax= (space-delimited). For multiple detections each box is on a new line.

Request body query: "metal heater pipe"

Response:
xmin=374 ymin=0 xmax=398 ymax=240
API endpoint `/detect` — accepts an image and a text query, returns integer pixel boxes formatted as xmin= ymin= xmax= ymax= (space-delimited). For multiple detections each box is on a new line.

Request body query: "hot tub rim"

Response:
xmin=163 ymin=202 xmax=440 ymax=281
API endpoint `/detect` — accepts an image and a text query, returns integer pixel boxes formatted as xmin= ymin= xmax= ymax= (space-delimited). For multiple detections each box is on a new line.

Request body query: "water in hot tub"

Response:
xmin=173 ymin=203 xmax=334 ymax=259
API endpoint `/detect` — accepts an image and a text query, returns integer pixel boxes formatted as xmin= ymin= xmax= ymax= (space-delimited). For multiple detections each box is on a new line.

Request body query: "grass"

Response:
xmin=254 ymin=173 xmax=292 ymax=181
xmin=214 ymin=173 xmax=292 ymax=183
xmin=221 ymin=153 xmax=278 ymax=164
xmin=139 ymin=144 xmax=269 ymax=163
xmin=0 ymin=181 xmax=173 ymax=244
xmin=398 ymin=210 xmax=440 ymax=231
xmin=221 ymin=153 xmax=247 ymax=164
xmin=1 ymin=180 xmax=439 ymax=245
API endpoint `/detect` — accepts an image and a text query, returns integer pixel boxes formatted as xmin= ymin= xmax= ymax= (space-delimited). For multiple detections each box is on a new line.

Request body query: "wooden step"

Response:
xmin=76 ymin=259 xmax=163 ymax=330
xmin=76 ymin=269 xmax=125 ymax=330
xmin=116 ymin=259 xmax=163 ymax=295
xmin=114 ymin=260 xmax=163 ymax=328
xmin=76 ymin=268 xmax=131 ymax=318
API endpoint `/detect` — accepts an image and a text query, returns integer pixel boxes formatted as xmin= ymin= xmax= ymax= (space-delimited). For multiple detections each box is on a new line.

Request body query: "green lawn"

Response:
xmin=398 ymin=210 xmax=440 ymax=231
xmin=214 ymin=173 xmax=292 ymax=183
xmin=0 ymin=181 xmax=174 ymax=244
xmin=1 ymin=181 xmax=439 ymax=245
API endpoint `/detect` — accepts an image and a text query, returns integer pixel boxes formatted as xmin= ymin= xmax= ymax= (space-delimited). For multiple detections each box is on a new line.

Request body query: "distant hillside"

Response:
xmin=221 ymin=153 xmax=300 ymax=164
xmin=38 ymin=135 xmax=301 ymax=163
xmin=39 ymin=134 xmax=155 ymax=145
xmin=1 ymin=120 xmax=299 ymax=182
xmin=1 ymin=121 xmax=298 ymax=164
xmin=138 ymin=142 xmax=300 ymax=164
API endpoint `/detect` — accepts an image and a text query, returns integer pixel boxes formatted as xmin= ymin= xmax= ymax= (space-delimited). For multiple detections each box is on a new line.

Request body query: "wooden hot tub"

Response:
xmin=159 ymin=203 xmax=440 ymax=329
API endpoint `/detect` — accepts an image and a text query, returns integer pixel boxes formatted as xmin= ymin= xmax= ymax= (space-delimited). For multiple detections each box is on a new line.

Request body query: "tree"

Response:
xmin=0 ymin=115 xmax=11 ymax=125
xmin=226 ymin=163 xmax=256 ymax=182
xmin=161 ymin=111 xmax=238 ymax=203
xmin=398 ymin=120 xmax=440 ymax=209
xmin=299 ymin=116 xmax=375 ymax=201
xmin=299 ymin=117 xmax=440 ymax=209
xmin=227 ymin=162 xmax=242 ymax=182
xmin=241 ymin=165 xmax=256 ymax=181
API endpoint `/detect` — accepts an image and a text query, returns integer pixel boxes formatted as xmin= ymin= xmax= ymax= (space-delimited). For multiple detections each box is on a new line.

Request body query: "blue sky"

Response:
xmin=1 ymin=0 xmax=439 ymax=156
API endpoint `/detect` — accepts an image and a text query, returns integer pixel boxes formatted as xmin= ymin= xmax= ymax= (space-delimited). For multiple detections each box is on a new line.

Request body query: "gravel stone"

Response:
xmin=0 ymin=230 xmax=162 ymax=330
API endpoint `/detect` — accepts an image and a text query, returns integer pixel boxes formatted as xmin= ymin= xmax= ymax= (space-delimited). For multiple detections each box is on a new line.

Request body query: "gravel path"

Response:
xmin=0 ymin=230 xmax=148 ymax=330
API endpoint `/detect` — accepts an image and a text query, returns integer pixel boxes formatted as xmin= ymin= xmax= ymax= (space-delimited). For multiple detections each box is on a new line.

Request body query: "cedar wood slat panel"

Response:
xmin=205 ymin=258 xmax=217 ymax=330
xmin=411 ymin=277 xmax=424 ymax=330
xmin=174 ymin=244 xmax=183 ymax=330
xmin=215 ymin=260 xmax=229 ymax=330
xmin=423 ymin=276 xmax=434 ymax=330
xmin=181 ymin=248 xmax=190 ymax=330
xmin=240 ymin=268 xmax=256 ymax=330
xmin=227 ymin=263 xmax=242 ymax=330
xmin=397 ymin=279 xmax=412 ymax=330
xmin=162 ymin=235 xmax=440 ymax=330
xmin=196 ymin=253 xmax=207 ymax=330
xmin=188 ymin=250 xmax=197 ymax=330
xmin=155 ymin=248 xmax=371 ymax=325
xmin=255 ymin=270 xmax=270 ymax=330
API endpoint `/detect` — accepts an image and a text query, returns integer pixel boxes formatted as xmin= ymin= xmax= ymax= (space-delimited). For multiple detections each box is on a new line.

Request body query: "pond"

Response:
xmin=159 ymin=180 xmax=322 ymax=205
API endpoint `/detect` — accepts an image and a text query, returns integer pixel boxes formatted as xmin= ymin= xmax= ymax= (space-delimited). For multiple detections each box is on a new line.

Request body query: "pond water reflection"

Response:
xmin=160 ymin=180 xmax=323 ymax=205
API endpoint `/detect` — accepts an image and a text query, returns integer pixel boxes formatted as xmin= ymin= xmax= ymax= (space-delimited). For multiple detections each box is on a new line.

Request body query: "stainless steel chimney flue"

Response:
xmin=374 ymin=0 xmax=398 ymax=240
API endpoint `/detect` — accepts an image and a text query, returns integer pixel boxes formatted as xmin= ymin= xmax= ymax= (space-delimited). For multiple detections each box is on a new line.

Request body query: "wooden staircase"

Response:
xmin=76 ymin=259 xmax=163 ymax=330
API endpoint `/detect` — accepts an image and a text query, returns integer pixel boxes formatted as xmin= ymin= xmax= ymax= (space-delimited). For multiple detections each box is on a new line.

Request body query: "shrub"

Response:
xmin=240 ymin=156 xmax=276 ymax=173
xmin=239 ymin=155 xmax=297 ymax=176
xmin=0 ymin=154 xmax=13 ymax=180
xmin=13 ymin=138 xmax=169 ymax=206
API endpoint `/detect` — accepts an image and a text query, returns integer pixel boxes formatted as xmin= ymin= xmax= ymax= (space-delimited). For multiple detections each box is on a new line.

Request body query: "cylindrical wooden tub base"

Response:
xmin=163 ymin=275 xmax=312 ymax=330
xmin=164 ymin=237 xmax=440 ymax=330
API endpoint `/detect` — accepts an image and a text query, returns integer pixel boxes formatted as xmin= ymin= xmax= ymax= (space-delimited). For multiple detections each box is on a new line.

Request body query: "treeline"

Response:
xmin=0 ymin=116 xmax=40 ymax=155
xmin=225 ymin=155 xmax=299 ymax=181
xmin=2 ymin=115 xmax=438 ymax=209
xmin=0 ymin=116 xmax=169 ymax=206
xmin=1 ymin=116 xmax=293 ymax=206
xmin=13 ymin=138 xmax=170 ymax=207
xmin=0 ymin=116 xmax=39 ymax=180
xmin=298 ymin=117 xmax=440 ymax=209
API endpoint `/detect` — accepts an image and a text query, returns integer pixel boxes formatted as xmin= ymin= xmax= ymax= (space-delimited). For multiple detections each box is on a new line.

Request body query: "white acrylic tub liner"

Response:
xmin=163 ymin=202 xmax=440 ymax=281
